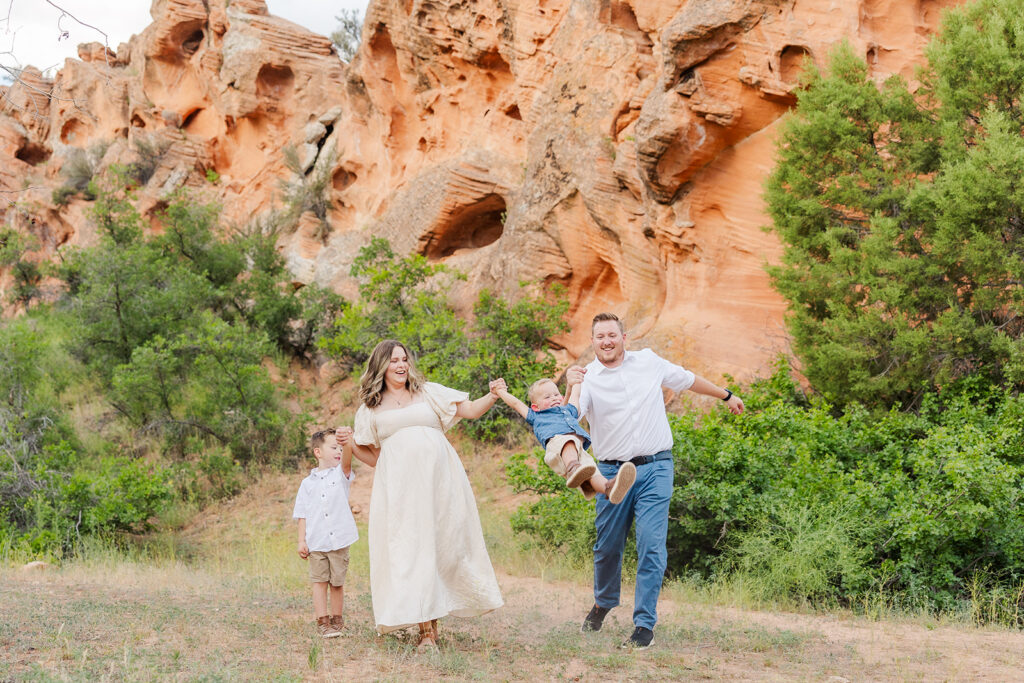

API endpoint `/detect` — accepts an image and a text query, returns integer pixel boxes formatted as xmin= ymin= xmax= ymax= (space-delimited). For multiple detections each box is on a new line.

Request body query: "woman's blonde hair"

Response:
xmin=358 ymin=339 xmax=426 ymax=408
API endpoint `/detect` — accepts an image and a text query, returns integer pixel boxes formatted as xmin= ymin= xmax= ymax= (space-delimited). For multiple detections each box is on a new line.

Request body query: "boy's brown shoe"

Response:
xmin=565 ymin=461 xmax=597 ymax=489
xmin=330 ymin=615 xmax=344 ymax=631
xmin=606 ymin=462 xmax=637 ymax=504
xmin=317 ymin=615 xmax=341 ymax=638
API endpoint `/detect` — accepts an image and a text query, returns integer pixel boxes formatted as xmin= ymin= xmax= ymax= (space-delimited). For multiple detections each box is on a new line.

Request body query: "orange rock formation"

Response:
xmin=0 ymin=0 xmax=964 ymax=381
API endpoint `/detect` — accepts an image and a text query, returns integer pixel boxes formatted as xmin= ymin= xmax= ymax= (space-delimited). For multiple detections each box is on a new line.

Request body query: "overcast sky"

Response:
xmin=1 ymin=0 xmax=370 ymax=75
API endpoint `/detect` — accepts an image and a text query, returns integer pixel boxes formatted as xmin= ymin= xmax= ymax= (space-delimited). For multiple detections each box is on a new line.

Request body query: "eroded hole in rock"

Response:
xmin=182 ymin=29 xmax=204 ymax=56
xmin=131 ymin=113 xmax=146 ymax=128
xmin=256 ymin=64 xmax=295 ymax=99
xmin=780 ymin=45 xmax=812 ymax=84
xmin=332 ymin=167 xmax=356 ymax=192
xmin=504 ymin=104 xmax=522 ymax=120
xmin=181 ymin=108 xmax=202 ymax=129
xmin=477 ymin=48 xmax=511 ymax=75
xmin=422 ymin=193 xmax=506 ymax=259
xmin=60 ymin=118 xmax=86 ymax=144
xmin=15 ymin=142 xmax=51 ymax=166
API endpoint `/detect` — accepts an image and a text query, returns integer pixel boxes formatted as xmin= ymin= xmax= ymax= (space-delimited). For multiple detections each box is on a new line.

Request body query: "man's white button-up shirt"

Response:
xmin=579 ymin=348 xmax=695 ymax=462
xmin=292 ymin=464 xmax=358 ymax=552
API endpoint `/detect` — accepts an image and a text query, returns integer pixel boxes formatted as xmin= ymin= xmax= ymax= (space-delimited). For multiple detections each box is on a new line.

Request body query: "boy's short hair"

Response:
xmin=591 ymin=312 xmax=625 ymax=334
xmin=527 ymin=378 xmax=557 ymax=404
xmin=310 ymin=428 xmax=332 ymax=451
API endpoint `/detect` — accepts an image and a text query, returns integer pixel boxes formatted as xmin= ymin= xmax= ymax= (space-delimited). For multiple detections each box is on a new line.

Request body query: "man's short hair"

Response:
xmin=310 ymin=428 xmax=332 ymax=451
xmin=591 ymin=312 xmax=625 ymax=334
xmin=527 ymin=378 xmax=557 ymax=404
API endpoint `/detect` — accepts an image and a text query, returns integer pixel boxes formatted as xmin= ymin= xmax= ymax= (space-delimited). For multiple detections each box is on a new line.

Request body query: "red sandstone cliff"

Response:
xmin=0 ymin=0 xmax=964 ymax=380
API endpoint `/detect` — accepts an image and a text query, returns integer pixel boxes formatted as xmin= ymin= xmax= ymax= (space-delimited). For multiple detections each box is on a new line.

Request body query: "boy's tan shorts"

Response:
xmin=543 ymin=434 xmax=597 ymax=477
xmin=309 ymin=547 xmax=350 ymax=586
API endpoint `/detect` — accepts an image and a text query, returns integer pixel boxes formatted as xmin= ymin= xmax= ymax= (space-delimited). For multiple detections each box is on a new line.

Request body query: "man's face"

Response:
xmin=592 ymin=320 xmax=626 ymax=367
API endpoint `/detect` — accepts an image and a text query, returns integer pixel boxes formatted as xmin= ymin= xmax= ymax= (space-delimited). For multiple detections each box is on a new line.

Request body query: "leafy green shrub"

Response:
xmin=766 ymin=0 xmax=1024 ymax=409
xmin=110 ymin=313 xmax=290 ymax=462
xmin=0 ymin=228 xmax=43 ymax=306
xmin=506 ymin=448 xmax=596 ymax=562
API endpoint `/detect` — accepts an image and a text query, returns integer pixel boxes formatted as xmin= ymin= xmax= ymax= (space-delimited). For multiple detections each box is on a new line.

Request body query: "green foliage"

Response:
xmin=766 ymin=2 xmax=1024 ymax=409
xmin=0 ymin=227 xmax=43 ymax=306
xmin=318 ymin=237 xmax=570 ymax=440
xmin=505 ymin=449 xmax=596 ymax=561
xmin=0 ymin=179 xmax=329 ymax=556
xmin=330 ymin=8 xmax=363 ymax=62
xmin=226 ymin=217 xmax=346 ymax=356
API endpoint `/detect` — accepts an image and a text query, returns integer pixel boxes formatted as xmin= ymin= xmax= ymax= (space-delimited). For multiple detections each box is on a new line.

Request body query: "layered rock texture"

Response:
xmin=0 ymin=0 xmax=963 ymax=380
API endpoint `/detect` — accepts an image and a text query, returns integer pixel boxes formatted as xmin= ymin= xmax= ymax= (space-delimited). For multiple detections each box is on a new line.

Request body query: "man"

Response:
xmin=567 ymin=312 xmax=744 ymax=649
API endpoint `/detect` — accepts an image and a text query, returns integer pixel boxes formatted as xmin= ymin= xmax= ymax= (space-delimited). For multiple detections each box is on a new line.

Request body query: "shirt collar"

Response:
xmin=591 ymin=349 xmax=634 ymax=374
xmin=310 ymin=464 xmax=340 ymax=479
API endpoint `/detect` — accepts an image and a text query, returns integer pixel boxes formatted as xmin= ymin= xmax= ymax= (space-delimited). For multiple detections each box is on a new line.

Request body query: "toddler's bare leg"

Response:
xmin=589 ymin=471 xmax=610 ymax=492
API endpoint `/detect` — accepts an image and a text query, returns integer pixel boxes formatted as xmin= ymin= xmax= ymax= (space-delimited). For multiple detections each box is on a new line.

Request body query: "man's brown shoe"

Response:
xmin=317 ymin=615 xmax=341 ymax=638
xmin=330 ymin=615 xmax=344 ymax=632
xmin=565 ymin=460 xmax=597 ymax=489
xmin=606 ymin=462 xmax=637 ymax=504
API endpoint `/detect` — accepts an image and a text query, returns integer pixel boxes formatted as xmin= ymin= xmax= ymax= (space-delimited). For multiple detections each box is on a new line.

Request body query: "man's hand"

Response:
xmin=725 ymin=394 xmax=745 ymax=416
xmin=298 ymin=541 xmax=309 ymax=559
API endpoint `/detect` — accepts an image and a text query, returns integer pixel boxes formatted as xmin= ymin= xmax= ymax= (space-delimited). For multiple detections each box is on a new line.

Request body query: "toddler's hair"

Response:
xmin=527 ymin=378 xmax=558 ymax=404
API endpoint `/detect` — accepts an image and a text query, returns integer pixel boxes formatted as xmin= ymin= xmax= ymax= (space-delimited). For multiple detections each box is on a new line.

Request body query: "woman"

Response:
xmin=337 ymin=339 xmax=504 ymax=650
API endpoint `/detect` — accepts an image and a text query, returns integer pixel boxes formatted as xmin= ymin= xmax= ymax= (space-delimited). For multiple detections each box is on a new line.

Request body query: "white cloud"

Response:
xmin=0 ymin=0 xmax=368 ymax=77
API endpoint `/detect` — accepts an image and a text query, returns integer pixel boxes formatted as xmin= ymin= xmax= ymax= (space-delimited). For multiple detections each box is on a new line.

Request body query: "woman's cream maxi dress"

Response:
xmin=353 ymin=382 xmax=504 ymax=633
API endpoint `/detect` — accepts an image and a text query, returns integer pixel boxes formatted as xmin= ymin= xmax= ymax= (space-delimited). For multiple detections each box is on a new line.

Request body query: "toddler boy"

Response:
xmin=490 ymin=377 xmax=636 ymax=503
xmin=293 ymin=428 xmax=358 ymax=638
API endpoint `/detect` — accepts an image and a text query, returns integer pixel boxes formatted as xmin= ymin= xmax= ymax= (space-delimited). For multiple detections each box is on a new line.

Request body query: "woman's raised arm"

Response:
xmin=454 ymin=391 xmax=500 ymax=420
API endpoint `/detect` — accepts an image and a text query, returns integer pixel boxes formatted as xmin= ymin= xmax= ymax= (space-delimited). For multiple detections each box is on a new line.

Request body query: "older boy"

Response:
xmin=490 ymin=377 xmax=636 ymax=504
xmin=293 ymin=428 xmax=358 ymax=638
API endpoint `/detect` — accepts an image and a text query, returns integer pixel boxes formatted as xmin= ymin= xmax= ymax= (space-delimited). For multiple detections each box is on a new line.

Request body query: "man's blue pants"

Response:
xmin=593 ymin=455 xmax=673 ymax=630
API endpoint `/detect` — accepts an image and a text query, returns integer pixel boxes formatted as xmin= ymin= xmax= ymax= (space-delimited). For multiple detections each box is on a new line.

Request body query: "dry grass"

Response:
xmin=4 ymin=451 xmax=1024 ymax=681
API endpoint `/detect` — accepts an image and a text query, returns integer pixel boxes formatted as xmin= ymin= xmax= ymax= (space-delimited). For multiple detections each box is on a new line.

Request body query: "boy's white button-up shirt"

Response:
xmin=579 ymin=348 xmax=695 ymax=462
xmin=292 ymin=464 xmax=358 ymax=552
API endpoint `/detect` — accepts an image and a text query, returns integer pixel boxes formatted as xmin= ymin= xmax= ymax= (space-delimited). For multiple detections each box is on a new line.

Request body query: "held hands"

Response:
xmin=562 ymin=365 xmax=586 ymax=405
xmin=489 ymin=378 xmax=507 ymax=396
xmin=335 ymin=426 xmax=354 ymax=446
xmin=565 ymin=365 xmax=586 ymax=387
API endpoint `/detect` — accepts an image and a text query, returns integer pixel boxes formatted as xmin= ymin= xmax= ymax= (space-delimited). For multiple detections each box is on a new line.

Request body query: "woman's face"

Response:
xmin=385 ymin=345 xmax=410 ymax=387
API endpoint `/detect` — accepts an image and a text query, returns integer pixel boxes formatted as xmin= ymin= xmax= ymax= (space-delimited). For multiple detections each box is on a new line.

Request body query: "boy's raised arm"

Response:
xmin=489 ymin=378 xmax=529 ymax=419
xmin=340 ymin=439 xmax=353 ymax=477
xmin=565 ymin=382 xmax=582 ymax=411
